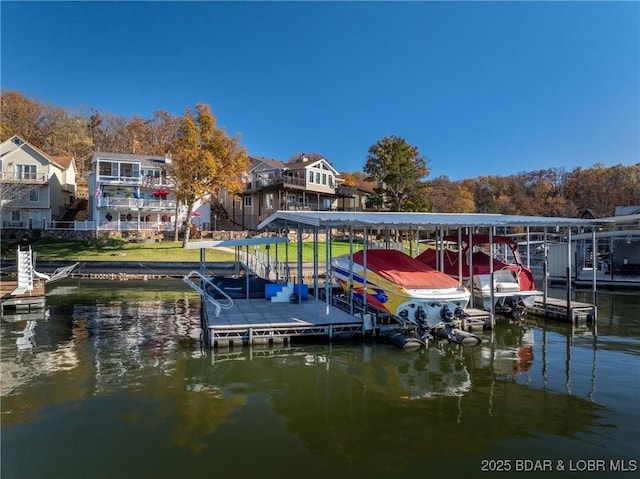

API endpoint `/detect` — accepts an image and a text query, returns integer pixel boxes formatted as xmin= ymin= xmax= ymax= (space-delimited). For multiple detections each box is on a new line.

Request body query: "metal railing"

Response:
xmin=2 ymin=220 xmax=177 ymax=232
xmin=0 ymin=171 xmax=48 ymax=183
xmin=183 ymin=270 xmax=234 ymax=318
xmin=96 ymin=197 xmax=176 ymax=209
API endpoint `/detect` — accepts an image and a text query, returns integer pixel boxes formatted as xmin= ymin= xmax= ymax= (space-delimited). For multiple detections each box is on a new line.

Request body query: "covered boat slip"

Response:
xmin=184 ymin=212 xmax=610 ymax=349
xmin=256 ymin=211 xmax=610 ymax=324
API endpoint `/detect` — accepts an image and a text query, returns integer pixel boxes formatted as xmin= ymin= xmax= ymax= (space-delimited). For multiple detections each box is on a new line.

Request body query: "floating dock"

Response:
xmin=201 ymin=291 xmax=493 ymax=349
xmin=202 ymin=297 xmax=364 ymax=348
xmin=0 ymin=279 xmax=46 ymax=312
xmin=529 ymin=297 xmax=596 ymax=322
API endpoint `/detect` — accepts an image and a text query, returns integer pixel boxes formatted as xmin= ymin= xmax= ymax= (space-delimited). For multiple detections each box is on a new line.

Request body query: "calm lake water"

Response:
xmin=1 ymin=279 xmax=638 ymax=479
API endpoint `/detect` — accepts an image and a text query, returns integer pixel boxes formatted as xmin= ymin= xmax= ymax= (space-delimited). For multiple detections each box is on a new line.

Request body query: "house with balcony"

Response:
xmin=219 ymin=154 xmax=363 ymax=230
xmin=88 ymin=151 xmax=181 ymax=231
xmin=0 ymin=135 xmax=77 ymax=229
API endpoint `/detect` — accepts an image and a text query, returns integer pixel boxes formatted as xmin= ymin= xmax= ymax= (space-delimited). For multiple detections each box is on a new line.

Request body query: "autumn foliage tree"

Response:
xmin=171 ymin=104 xmax=248 ymax=246
xmin=427 ymin=176 xmax=475 ymax=213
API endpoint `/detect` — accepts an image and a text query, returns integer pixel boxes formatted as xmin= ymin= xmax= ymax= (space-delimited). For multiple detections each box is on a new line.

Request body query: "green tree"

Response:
xmin=363 ymin=135 xmax=429 ymax=211
xmin=171 ymin=104 xmax=249 ymax=246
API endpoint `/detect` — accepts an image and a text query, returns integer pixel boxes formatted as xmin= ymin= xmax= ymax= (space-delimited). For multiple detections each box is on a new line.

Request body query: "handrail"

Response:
xmin=183 ymin=270 xmax=234 ymax=318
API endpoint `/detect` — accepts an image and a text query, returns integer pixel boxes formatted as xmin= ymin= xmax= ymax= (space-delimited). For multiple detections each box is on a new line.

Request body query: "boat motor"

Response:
xmin=440 ymin=304 xmax=454 ymax=321
xmin=415 ymin=306 xmax=427 ymax=323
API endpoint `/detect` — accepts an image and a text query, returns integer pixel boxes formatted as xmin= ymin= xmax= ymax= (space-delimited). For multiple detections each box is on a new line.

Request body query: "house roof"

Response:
xmin=1 ymin=135 xmax=75 ymax=171
xmin=615 ymin=206 xmax=640 ymax=216
xmin=249 ymin=156 xmax=287 ymax=171
xmin=50 ymin=155 xmax=75 ymax=170
xmin=286 ymin=158 xmax=339 ymax=175
xmin=248 ymin=155 xmax=340 ymax=176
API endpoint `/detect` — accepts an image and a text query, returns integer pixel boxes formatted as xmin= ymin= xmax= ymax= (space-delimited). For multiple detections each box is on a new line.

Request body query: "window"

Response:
xmin=322 ymin=173 xmax=327 ymax=185
xmin=287 ymin=194 xmax=296 ymax=204
xmin=309 ymin=171 xmax=314 ymax=183
xmin=316 ymin=172 xmax=320 ymax=183
xmin=265 ymin=193 xmax=274 ymax=209
xmin=29 ymin=188 xmax=39 ymax=202
xmin=244 ymin=196 xmax=252 ymax=207
xmin=11 ymin=210 xmax=20 ymax=222
xmin=99 ymin=162 xmax=112 ymax=176
xmin=17 ymin=164 xmax=37 ymax=180
xmin=328 ymin=175 xmax=334 ymax=187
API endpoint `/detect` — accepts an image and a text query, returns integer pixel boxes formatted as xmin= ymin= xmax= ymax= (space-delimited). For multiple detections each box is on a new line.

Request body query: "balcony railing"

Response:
xmin=0 ymin=171 xmax=48 ymax=183
xmin=97 ymin=175 xmax=173 ymax=187
xmin=248 ymin=174 xmax=307 ymax=190
xmin=97 ymin=198 xmax=176 ymax=210
xmin=37 ymin=220 xmax=177 ymax=231
xmin=97 ymin=175 xmax=142 ymax=186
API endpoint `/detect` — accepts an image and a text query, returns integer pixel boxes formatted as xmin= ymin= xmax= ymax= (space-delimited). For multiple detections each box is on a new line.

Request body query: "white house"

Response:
xmin=0 ymin=135 xmax=77 ymax=229
xmin=88 ymin=151 xmax=185 ymax=231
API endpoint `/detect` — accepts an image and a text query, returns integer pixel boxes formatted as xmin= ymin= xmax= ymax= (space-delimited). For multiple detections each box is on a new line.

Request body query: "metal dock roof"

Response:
xmin=257 ymin=211 xmax=612 ymax=230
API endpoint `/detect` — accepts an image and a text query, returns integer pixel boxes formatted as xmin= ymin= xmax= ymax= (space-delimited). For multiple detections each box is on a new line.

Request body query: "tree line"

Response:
xmin=2 ymin=89 xmax=638 ymax=219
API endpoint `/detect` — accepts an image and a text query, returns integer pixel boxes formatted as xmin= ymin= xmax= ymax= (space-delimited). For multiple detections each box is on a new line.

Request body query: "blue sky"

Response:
xmin=1 ymin=1 xmax=638 ymax=181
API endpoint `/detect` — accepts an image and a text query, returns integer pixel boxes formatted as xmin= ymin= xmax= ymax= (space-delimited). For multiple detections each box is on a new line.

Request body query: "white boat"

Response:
xmin=331 ymin=249 xmax=472 ymax=334
xmin=416 ymin=234 xmax=542 ymax=319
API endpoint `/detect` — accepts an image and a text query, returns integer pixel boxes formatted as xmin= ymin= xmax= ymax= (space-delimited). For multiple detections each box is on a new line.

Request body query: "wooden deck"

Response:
xmin=0 ymin=279 xmax=46 ymax=312
xmin=530 ymin=296 xmax=596 ymax=323
xmin=203 ymin=298 xmax=365 ymax=348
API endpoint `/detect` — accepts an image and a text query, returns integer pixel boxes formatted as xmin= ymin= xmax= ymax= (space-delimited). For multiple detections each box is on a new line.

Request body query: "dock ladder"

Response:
xmin=183 ymin=270 xmax=235 ymax=318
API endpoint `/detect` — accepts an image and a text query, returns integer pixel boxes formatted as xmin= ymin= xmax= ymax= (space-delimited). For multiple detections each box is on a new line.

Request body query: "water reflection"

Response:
xmin=193 ymin=341 xmax=606 ymax=474
xmin=1 ymin=280 xmax=637 ymax=479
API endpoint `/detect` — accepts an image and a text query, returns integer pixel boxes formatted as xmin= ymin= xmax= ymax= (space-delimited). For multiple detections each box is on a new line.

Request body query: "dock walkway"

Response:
xmin=0 ymin=280 xmax=46 ymax=312
xmin=203 ymin=298 xmax=364 ymax=348
xmin=530 ymin=297 xmax=596 ymax=322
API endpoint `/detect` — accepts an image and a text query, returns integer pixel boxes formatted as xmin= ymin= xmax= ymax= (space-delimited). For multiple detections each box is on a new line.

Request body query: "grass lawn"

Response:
xmin=5 ymin=238 xmax=427 ymax=263
xmin=265 ymin=240 xmax=364 ymax=262
xmin=259 ymin=239 xmax=427 ymax=262
xmin=26 ymin=239 xmax=235 ymax=262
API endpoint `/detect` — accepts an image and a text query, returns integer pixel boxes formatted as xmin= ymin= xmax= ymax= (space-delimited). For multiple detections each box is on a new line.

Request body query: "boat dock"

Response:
xmin=186 ymin=211 xmax=611 ymax=349
xmin=530 ymin=297 xmax=596 ymax=322
xmin=202 ymin=297 xmax=363 ymax=348
xmin=0 ymin=279 xmax=46 ymax=313
xmin=202 ymin=294 xmax=493 ymax=349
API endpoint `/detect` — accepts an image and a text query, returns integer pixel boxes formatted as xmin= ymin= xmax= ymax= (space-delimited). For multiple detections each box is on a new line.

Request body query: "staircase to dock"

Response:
xmin=13 ymin=247 xmax=35 ymax=295
xmin=270 ymin=282 xmax=295 ymax=302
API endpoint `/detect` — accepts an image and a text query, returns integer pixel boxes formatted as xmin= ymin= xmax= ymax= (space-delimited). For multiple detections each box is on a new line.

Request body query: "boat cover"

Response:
xmin=442 ymin=234 xmax=518 ymax=247
xmin=416 ymin=248 xmax=536 ymax=291
xmin=351 ymin=250 xmax=460 ymax=289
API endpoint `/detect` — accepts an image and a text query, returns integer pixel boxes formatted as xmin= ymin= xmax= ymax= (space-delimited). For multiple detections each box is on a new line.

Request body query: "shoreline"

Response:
xmin=1 ymin=260 xmax=322 ymax=281
xmin=1 ymin=260 xmax=237 ymax=281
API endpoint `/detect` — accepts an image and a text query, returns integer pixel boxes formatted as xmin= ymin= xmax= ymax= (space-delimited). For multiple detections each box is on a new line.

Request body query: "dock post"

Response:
xmin=566 ymin=227 xmax=573 ymax=322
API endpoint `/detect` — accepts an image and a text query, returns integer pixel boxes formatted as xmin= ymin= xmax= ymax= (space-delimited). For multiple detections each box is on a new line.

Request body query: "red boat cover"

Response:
xmin=415 ymin=249 xmax=536 ymax=291
xmin=351 ymin=249 xmax=460 ymax=289
xmin=416 ymin=249 xmax=508 ymax=276
xmin=443 ymin=234 xmax=518 ymax=248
